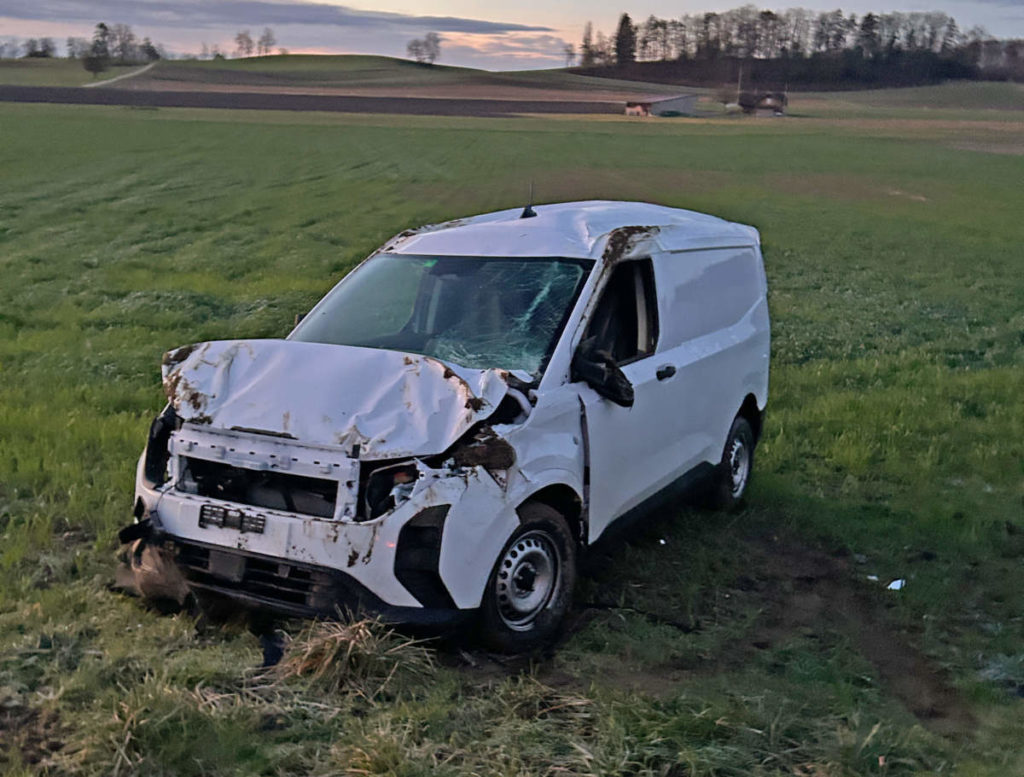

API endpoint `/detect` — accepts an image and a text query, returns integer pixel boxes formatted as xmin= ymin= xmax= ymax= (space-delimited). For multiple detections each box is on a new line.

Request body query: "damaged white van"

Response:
xmin=125 ymin=200 xmax=770 ymax=651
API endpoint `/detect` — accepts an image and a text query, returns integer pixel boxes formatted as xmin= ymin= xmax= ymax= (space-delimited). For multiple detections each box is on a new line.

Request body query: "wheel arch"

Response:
xmin=738 ymin=393 xmax=763 ymax=443
xmin=518 ymin=483 xmax=585 ymax=547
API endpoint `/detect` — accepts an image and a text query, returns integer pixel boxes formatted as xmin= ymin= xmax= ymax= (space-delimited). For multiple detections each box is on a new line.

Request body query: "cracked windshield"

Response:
xmin=292 ymin=254 xmax=592 ymax=374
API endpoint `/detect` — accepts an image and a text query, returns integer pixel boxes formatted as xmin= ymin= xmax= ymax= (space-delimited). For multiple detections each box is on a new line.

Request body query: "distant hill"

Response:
xmin=106 ymin=55 xmax=692 ymax=102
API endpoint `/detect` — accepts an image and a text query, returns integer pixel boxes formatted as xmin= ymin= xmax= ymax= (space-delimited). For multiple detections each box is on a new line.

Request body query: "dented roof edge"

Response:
xmin=379 ymin=201 xmax=757 ymax=261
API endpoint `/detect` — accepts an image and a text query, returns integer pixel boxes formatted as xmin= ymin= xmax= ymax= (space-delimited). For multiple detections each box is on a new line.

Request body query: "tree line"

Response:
xmin=0 ymin=25 xmax=284 ymax=65
xmin=570 ymin=6 xmax=1023 ymax=87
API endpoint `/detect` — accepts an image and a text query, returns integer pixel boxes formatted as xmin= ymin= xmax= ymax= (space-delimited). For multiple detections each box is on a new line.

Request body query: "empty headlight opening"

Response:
xmin=142 ymin=406 xmax=179 ymax=487
xmin=361 ymin=461 xmax=420 ymax=520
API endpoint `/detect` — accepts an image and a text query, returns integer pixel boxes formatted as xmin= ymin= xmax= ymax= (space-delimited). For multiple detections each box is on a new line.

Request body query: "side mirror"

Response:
xmin=571 ymin=340 xmax=634 ymax=408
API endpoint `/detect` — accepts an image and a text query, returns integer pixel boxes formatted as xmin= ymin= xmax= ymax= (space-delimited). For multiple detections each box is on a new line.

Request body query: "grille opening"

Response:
xmin=179 ymin=457 xmax=338 ymax=518
xmin=171 ymin=540 xmax=369 ymax=615
xmin=175 ymin=542 xmax=316 ymax=606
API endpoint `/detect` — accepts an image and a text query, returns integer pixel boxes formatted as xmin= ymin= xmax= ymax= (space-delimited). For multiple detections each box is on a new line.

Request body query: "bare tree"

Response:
xmin=66 ymin=36 xmax=90 ymax=58
xmin=257 ymin=27 xmax=276 ymax=56
xmin=423 ymin=32 xmax=441 ymax=64
xmin=654 ymin=18 xmax=671 ymax=60
xmin=636 ymin=15 xmax=669 ymax=61
xmin=669 ymin=19 xmax=689 ymax=60
xmin=638 ymin=16 xmax=656 ymax=60
xmin=110 ymin=23 xmax=137 ymax=63
xmin=593 ymin=31 xmax=613 ymax=65
xmin=235 ymin=30 xmax=254 ymax=57
xmin=407 ymin=33 xmax=441 ymax=64
xmin=941 ymin=18 xmax=961 ymax=52
xmin=580 ymin=21 xmax=595 ymax=66
xmin=563 ymin=43 xmax=576 ymax=67
xmin=407 ymin=39 xmax=425 ymax=63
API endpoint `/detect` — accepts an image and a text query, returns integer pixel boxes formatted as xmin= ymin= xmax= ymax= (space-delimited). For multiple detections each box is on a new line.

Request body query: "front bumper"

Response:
xmin=165 ymin=534 xmax=473 ymax=627
xmin=133 ymin=435 xmax=522 ymax=615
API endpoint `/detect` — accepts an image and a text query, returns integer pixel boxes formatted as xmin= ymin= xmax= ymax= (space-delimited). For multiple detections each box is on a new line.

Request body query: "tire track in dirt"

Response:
xmin=729 ymin=533 xmax=975 ymax=737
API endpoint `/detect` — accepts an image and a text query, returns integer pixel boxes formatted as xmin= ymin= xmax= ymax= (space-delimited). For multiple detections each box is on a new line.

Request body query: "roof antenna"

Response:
xmin=520 ymin=181 xmax=537 ymax=219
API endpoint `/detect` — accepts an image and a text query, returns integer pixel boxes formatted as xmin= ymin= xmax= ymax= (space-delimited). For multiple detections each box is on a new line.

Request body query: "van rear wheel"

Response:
xmin=708 ymin=416 xmax=755 ymax=511
xmin=479 ymin=502 xmax=576 ymax=653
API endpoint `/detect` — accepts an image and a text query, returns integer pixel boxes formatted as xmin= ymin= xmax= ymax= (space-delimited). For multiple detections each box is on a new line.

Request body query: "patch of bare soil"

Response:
xmin=0 ymin=699 xmax=64 ymax=766
xmin=449 ymin=531 xmax=974 ymax=737
xmin=735 ymin=533 xmax=975 ymax=737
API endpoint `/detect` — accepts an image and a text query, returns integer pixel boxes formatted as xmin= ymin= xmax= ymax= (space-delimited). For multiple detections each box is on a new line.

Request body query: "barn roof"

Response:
xmin=625 ymin=94 xmax=695 ymax=106
xmin=385 ymin=200 xmax=758 ymax=260
xmin=648 ymin=94 xmax=697 ymax=104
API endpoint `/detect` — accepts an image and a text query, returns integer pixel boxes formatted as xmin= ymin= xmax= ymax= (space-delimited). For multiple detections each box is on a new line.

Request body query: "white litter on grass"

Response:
xmin=866 ymin=575 xmax=879 ymax=582
xmin=658 ymin=539 xmax=666 ymax=545
xmin=887 ymin=579 xmax=906 ymax=591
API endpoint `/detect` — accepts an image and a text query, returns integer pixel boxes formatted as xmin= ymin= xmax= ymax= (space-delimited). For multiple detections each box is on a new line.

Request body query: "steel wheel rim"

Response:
xmin=728 ymin=437 xmax=750 ymax=498
xmin=495 ymin=530 xmax=560 ymax=631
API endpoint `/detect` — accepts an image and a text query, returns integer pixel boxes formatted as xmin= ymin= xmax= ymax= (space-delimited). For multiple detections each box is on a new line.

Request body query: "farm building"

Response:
xmin=624 ymin=94 xmax=697 ymax=117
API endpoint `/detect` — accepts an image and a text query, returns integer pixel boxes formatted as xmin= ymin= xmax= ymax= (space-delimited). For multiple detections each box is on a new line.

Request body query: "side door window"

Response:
xmin=580 ymin=259 xmax=658 ymax=364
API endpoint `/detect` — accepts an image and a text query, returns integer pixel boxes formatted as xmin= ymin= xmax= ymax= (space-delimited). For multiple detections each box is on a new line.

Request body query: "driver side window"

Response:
xmin=581 ymin=260 xmax=658 ymax=364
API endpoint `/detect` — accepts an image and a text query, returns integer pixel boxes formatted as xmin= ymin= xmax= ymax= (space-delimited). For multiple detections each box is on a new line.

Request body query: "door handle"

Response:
xmin=656 ymin=364 xmax=676 ymax=381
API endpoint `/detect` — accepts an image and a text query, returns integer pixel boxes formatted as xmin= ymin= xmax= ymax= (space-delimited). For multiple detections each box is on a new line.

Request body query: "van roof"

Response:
xmin=386 ymin=200 xmax=759 ymax=260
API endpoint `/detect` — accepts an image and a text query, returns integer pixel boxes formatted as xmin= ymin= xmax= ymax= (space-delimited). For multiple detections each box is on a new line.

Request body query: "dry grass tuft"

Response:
xmin=274 ymin=618 xmax=435 ymax=699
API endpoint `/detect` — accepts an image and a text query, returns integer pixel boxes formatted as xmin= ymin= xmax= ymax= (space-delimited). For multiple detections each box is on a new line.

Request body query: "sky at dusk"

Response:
xmin=1 ymin=1 xmax=1022 ymax=70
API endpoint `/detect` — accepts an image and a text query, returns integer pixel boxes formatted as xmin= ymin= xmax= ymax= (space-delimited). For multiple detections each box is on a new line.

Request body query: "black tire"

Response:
xmin=479 ymin=502 xmax=577 ymax=653
xmin=708 ymin=416 xmax=756 ymax=511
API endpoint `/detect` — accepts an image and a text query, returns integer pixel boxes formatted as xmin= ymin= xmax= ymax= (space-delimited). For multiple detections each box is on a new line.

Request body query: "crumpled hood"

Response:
xmin=161 ymin=339 xmax=510 ymax=459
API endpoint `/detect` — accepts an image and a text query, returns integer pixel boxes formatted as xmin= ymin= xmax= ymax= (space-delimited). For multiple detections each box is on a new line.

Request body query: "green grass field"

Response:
xmin=0 ymin=59 xmax=150 ymax=87
xmin=0 ymin=94 xmax=1022 ymax=775
xmin=790 ymin=81 xmax=1024 ymax=122
xmin=825 ymin=80 xmax=1024 ymax=110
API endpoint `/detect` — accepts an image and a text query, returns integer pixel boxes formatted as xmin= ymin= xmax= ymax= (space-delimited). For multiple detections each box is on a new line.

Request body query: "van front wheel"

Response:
xmin=709 ymin=416 xmax=755 ymax=511
xmin=479 ymin=502 xmax=576 ymax=653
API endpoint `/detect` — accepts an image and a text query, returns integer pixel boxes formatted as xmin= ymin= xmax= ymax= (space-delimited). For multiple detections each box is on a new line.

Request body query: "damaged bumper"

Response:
xmin=128 ymin=527 xmax=472 ymax=626
xmin=132 ymin=424 xmax=520 ymax=622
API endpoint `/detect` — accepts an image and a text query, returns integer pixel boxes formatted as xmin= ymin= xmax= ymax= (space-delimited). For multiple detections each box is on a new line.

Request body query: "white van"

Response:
xmin=126 ymin=201 xmax=770 ymax=651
